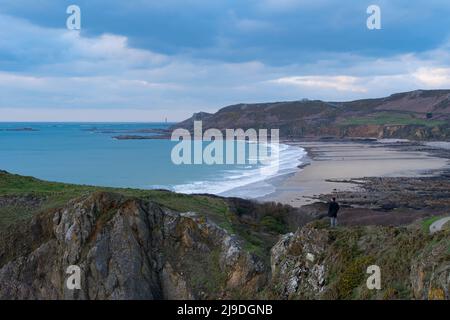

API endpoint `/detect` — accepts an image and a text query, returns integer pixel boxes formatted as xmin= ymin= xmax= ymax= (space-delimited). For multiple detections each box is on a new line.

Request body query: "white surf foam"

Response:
xmin=424 ymin=141 xmax=450 ymax=150
xmin=171 ymin=143 xmax=307 ymax=199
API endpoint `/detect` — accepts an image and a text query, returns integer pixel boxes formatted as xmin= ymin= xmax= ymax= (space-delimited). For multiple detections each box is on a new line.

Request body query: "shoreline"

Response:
xmin=1 ymin=138 xmax=449 ymax=228
xmin=204 ymin=143 xmax=307 ymax=198
xmin=259 ymin=140 xmax=450 ymax=207
xmin=1 ymin=120 xmax=449 ymax=208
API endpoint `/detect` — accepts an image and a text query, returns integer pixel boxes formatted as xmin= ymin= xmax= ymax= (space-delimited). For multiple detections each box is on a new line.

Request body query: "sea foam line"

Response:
xmin=170 ymin=143 xmax=307 ymax=198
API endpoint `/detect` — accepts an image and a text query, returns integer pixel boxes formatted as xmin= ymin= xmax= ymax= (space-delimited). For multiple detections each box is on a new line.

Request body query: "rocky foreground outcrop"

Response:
xmin=0 ymin=192 xmax=449 ymax=300
xmin=269 ymin=224 xmax=449 ymax=300
xmin=0 ymin=192 xmax=266 ymax=299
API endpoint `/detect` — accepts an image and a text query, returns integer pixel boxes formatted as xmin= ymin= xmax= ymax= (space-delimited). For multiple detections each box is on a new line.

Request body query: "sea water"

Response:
xmin=0 ymin=123 xmax=306 ymax=199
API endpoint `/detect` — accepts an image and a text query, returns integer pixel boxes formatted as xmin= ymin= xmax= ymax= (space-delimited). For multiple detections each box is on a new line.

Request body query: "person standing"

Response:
xmin=328 ymin=197 xmax=340 ymax=227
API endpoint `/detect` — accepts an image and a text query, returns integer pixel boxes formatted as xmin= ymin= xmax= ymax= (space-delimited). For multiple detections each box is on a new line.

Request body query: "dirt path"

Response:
xmin=430 ymin=217 xmax=450 ymax=234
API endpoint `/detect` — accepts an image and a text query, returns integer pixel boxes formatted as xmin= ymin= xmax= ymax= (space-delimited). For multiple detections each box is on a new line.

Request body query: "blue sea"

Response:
xmin=0 ymin=123 xmax=306 ymax=198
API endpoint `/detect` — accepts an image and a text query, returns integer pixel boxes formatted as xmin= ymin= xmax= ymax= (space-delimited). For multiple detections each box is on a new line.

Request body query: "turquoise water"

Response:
xmin=0 ymin=123 xmax=306 ymax=198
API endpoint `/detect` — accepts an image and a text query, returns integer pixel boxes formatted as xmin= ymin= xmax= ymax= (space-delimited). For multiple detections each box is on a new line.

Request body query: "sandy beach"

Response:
xmin=263 ymin=141 xmax=450 ymax=207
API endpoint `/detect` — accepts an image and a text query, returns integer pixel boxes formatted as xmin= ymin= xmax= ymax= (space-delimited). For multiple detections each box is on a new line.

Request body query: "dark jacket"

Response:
xmin=328 ymin=201 xmax=340 ymax=218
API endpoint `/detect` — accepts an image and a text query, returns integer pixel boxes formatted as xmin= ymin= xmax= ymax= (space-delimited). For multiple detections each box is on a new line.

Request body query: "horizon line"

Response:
xmin=0 ymin=121 xmax=178 ymax=124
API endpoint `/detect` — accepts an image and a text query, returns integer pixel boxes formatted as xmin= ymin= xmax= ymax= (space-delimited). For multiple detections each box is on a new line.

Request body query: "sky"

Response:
xmin=1 ymin=0 xmax=450 ymax=122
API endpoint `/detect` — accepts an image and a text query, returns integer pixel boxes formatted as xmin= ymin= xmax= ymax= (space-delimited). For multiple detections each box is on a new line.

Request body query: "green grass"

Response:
xmin=260 ymin=215 xmax=287 ymax=234
xmin=316 ymin=224 xmax=450 ymax=300
xmin=0 ymin=171 xmax=278 ymax=259
xmin=0 ymin=206 xmax=36 ymax=229
xmin=186 ymin=248 xmax=229 ymax=297
xmin=0 ymin=171 xmax=230 ymax=231
xmin=422 ymin=216 xmax=443 ymax=232
xmin=443 ymin=220 xmax=450 ymax=232
xmin=339 ymin=112 xmax=447 ymax=127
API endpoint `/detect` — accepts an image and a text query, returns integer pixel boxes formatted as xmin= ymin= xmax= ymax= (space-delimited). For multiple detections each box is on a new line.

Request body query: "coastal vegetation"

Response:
xmin=2 ymin=88 xmax=450 ymax=299
xmin=174 ymin=90 xmax=450 ymax=140
xmin=0 ymin=171 xmax=296 ymax=260
xmin=339 ymin=111 xmax=447 ymax=127
xmin=0 ymin=170 xmax=448 ymax=299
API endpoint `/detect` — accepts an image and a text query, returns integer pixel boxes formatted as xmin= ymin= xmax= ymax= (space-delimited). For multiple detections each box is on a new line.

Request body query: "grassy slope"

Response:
xmin=267 ymin=220 xmax=450 ymax=300
xmin=324 ymin=224 xmax=450 ymax=300
xmin=0 ymin=171 xmax=230 ymax=230
xmin=339 ymin=112 xmax=447 ymax=127
xmin=1 ymin=171 xmax=448 ymax=299
xmin=422 ymin=216 xmax=444 ymax=232
xmin=178 ymin=91 xmax=450 ymax=140
xmin=0 ymin=171 xmax=282 ymax=259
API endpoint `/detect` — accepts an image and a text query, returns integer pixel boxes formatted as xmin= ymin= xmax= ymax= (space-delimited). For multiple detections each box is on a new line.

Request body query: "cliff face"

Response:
xmin=0 ymin=192 xmax=448 ymax=300
xmin=312 ymin=124 xmax=450 ymax=140
xmin=172 ymin=90 xmax=450 ymax=141
xmin=0 ymin=192 xmax=266 ymax=300
xmin=269 ymin=223 xmax=450 ymax=300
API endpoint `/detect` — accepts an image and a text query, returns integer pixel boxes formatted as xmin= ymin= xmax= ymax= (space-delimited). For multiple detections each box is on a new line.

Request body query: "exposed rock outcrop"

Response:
xmin=0 ymin=192 xmax=266 ymax=300
xmin=269 ymin=223 xmax=450 ymax=300
xmin=411 ymin=238 xmax=450 ymax=300
xmin=1 ymin=192 xmax=448 ymax=300
xmin=270 ymin=228 xmax=328 ymax=299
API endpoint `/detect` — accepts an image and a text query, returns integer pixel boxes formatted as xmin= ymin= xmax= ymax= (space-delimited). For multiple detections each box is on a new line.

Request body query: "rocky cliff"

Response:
xmin=1 ymin=191 xmax=448 ymax=300
xmin=173 ymin=90 xmax=450 ymax=141
xmin=269 ymin=222 xmax=449 ymax=300
xmin=0 ymin=192 xmax=266 ymax=299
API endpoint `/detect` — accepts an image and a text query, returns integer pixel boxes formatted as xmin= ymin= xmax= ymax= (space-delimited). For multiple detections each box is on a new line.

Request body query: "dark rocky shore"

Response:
xmin=293 ymin=140 xmax=450 ymax=226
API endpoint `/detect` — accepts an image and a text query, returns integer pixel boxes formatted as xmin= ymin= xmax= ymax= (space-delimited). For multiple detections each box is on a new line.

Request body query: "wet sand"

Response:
xmin=262 ymin=141 xmax=450 ymax=207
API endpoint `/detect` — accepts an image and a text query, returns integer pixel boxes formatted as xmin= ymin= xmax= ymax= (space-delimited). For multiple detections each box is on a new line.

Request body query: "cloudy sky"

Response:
xmin=1 ymin=0 xmax=450 ymax=121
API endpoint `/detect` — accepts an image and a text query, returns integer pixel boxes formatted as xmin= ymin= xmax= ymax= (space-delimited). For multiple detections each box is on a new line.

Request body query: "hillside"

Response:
xmin=0 ymin=171 xmax=448 ymax=299
xmin=173 ymin=90 xmax=450 ymax=140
